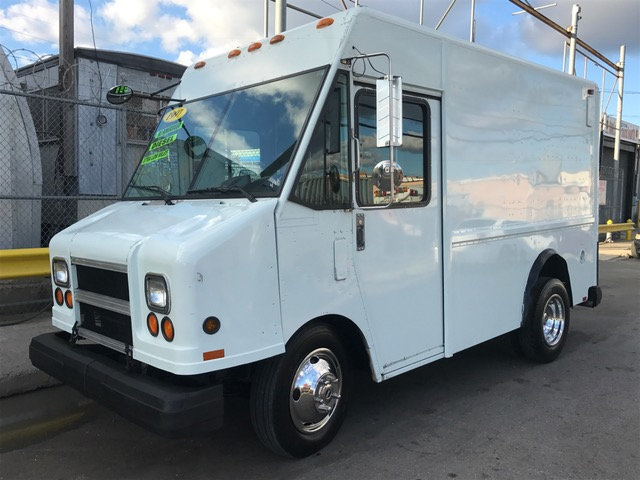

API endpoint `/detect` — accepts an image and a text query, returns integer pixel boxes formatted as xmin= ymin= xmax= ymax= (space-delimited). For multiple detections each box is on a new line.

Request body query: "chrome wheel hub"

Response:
xmin=543 ymin=293 xmax=565 ymax=347
xmin=289 ymin=348 xmax=342 ymax=433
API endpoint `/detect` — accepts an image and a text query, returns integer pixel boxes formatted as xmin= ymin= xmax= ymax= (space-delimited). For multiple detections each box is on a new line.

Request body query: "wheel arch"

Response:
xmin=522 ymin=249 xmax=573 ymax=325
xmin=286 ymin=315 xmax=373 ymax=377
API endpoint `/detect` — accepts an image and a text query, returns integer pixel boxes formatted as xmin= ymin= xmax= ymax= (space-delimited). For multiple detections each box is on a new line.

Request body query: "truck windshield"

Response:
xmin=124 ymin=68 xmax=327 ymax=200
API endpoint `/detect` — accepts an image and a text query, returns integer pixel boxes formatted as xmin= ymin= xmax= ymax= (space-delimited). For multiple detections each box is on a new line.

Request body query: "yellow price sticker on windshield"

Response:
xmin=149 ymin=134 xmax=177 ymax=152
xmin=141 ymin=149 xmax=169 ymax=165
xmin=163 ymin=107 xmax=187 ymax=123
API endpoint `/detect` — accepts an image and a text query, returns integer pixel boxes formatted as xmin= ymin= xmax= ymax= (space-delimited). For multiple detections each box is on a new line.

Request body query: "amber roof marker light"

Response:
xmin=270 ymin=34 xmax=285 ymax=45
xmin=316 ymin=17 xmax=334 ymax=29
xmin=228 ymin=49 xmax=241 ymax=58
xmin=248 ymin=42 xmax=262 ymax=52
xmin=194 ymin=61 xmax=206 ymax=69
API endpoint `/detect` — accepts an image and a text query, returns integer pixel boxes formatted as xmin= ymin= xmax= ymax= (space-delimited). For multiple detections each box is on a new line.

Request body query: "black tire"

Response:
xmin=250 ymin=323 xmax=351 ymax=457
xmin=518 ymin=277 xmax=571 ymax=363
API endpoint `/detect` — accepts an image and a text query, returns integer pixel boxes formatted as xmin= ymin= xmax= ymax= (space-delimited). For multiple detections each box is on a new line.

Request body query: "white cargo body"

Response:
xmin=31 ymin=8 xmax=601 ymax=457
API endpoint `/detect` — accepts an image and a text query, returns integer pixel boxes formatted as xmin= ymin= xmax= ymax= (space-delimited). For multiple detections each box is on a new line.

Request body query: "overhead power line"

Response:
xmin=508 ymin=0 xmax=620 ymax=72
xmin=0 ymin=25 xmax=55 ymax=44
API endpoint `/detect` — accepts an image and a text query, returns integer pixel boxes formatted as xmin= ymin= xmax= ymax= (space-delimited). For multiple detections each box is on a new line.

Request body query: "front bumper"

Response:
xmin=30 ymin=332 xmax=224 ymax=437
xmin=579 ymin=285 xmax=603 ymax=308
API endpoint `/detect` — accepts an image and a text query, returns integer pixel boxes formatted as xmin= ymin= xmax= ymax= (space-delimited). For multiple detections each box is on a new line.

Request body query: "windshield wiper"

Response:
xmin=187 ymin=186 xmax=257 ymax=203
xmin=130 ymin=185 xmax=175 ymax=205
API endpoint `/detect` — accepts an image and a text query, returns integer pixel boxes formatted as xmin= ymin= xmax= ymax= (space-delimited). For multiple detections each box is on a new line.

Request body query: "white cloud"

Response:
xmin=0 ymin=0 xmax=107 ymax=55
xmin=176 ymin=49 xmax=196 ymax=66
xmin=0 ymin=0 xmax=58 ymax=47
xmin=98 ymin=0 xmax=263 ymax=55
xmin=175 ymin=46 xmax=229 ymax=66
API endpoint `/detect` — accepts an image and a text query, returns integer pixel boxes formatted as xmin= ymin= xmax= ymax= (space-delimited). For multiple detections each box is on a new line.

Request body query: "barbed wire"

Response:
xmin=1 ymin=45 xmax=60 ymax=91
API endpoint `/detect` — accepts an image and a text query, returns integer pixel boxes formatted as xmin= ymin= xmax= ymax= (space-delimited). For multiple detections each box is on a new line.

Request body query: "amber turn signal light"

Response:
xmin=64 ymin=290 xmax=73 ymax=308
xmin=54 ymin=288 xmax=63 ymax=306
xmin=147 ymin=313 xmax=159 ymax=337
xmin=161 ymin=317 xmax=174 ymax=342
xmin=203 ymin=316 xmax=221 ymax=335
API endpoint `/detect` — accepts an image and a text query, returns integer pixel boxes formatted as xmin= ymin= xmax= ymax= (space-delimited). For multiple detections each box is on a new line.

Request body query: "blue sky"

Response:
xmin=1 ymin=0 xmax=638 ymax=124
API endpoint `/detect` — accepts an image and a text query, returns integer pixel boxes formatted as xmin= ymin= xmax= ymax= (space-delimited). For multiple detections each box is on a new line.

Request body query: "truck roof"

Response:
xmin=175 ymin=7 xmax=595 ymax=103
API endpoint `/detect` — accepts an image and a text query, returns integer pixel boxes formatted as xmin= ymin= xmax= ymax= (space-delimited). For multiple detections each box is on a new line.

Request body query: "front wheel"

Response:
xmin=518 ymin=277 xmax=571 ymax=363
xmin=250 ymin=324 xmax=351 ymax=457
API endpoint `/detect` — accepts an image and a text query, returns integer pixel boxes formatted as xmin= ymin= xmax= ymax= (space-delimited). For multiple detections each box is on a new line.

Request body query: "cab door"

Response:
xmin=352 ymin=88 xmax=443 ymax=378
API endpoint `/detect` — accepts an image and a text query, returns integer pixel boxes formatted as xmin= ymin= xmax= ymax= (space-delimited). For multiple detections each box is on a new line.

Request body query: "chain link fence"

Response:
xmin=1 ymin=45 xmax=183 ymax=314
xmin=1 ymin=87 xmax=164 ymax=249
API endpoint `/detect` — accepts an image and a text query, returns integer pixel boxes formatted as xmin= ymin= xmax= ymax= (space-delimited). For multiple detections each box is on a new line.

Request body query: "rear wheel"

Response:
xmin=250 ymin=324 xmax=351 ymax=457
xmin=518 ymin=277 xmax=571 ymax=363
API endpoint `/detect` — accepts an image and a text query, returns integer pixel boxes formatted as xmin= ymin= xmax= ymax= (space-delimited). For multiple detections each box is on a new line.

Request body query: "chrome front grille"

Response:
xmin=72 ymin=258 xmax=132 ymax=348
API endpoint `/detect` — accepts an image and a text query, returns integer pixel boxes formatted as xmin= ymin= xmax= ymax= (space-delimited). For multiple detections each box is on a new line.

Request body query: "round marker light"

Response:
xmin=161 ymin=317 xmax=174 ymax=342
xmin=55 ymin=288 xmax=63 ymax=306
xmin=147 ymin=313 xmax=159 ymax=337
xmin=202 ymin=317 xmax=221 ymax=335
xmin=194 ymin=61 xmax=206 ymax=69
xmin=228 ymin=49 xmax=241 ymax=58
xmin=248 ymin=42 xmax=262 ymax=52
xmin=64 ymin=290 xmax=73 ymax=308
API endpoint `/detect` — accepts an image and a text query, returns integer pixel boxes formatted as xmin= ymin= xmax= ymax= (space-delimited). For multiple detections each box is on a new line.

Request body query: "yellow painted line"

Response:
xmin=0 ymin=410 xmax=86 ymax=451
xmin=0 ymin=248 xmax=50 ymax=280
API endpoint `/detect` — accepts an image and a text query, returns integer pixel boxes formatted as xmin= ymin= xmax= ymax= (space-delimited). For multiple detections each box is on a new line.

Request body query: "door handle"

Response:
xmin=356 ymin=213 xmax=365 ymax=251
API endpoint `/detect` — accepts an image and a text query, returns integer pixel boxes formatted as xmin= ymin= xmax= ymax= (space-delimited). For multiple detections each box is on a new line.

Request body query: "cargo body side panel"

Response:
xmin=441 ymin=43 xmax=599 ymax=355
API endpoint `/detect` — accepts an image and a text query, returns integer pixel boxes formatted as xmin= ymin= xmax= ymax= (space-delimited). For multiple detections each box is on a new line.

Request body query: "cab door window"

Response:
xmin=356 ymin=91 xmax=430 ymax=206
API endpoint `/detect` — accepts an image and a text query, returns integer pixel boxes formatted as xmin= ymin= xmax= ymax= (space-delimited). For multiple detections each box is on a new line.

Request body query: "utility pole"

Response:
xmin=59 ymin=0 xmax=74 ymax=91
xmin=567 ymin=4 xmax=580 ymax=75
xmin=275 ymin=0 xmax=286 ymax=34
xmin=612 ymin=45 xmax=626 ymax=221
xmin=59 ymin=0 xmax=76 ymax=186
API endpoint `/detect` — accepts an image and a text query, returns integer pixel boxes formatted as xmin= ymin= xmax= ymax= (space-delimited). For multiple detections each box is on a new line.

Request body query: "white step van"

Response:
xmin=31 ymin=8 xmax=602 ymax=457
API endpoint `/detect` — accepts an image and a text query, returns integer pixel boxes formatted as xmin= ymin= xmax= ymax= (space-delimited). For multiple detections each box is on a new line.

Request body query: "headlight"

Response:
xmin=52 ymin=259 xmax=69 ymax=287
xmin=145 ymin=274 xmax=170 ymax=313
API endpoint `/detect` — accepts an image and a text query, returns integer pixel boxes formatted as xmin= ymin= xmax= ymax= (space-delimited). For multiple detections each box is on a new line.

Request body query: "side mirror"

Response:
xmin=376 ymin=76 xmax=402 ymax=147
xmin=106 ymin=85 xmax=134 ymax=105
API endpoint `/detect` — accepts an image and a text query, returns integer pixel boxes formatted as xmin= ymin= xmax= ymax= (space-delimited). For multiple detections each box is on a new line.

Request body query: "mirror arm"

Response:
xmin=134 ymin=91 xmax=185 ymax=103
xmin=150 ymin=81 xmax=181 ymax=97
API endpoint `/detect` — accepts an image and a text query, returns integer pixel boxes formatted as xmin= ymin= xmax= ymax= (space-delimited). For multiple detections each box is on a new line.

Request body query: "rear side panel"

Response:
xmin=441 ymin=43 xmax=599 ymax=355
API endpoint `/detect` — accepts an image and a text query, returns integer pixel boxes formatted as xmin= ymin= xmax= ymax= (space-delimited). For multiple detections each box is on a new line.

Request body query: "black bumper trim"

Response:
xmin=579 ymin=285 xmax=602 ymax=308
xmin=29 ymin=332 xmax=223 ymax=437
